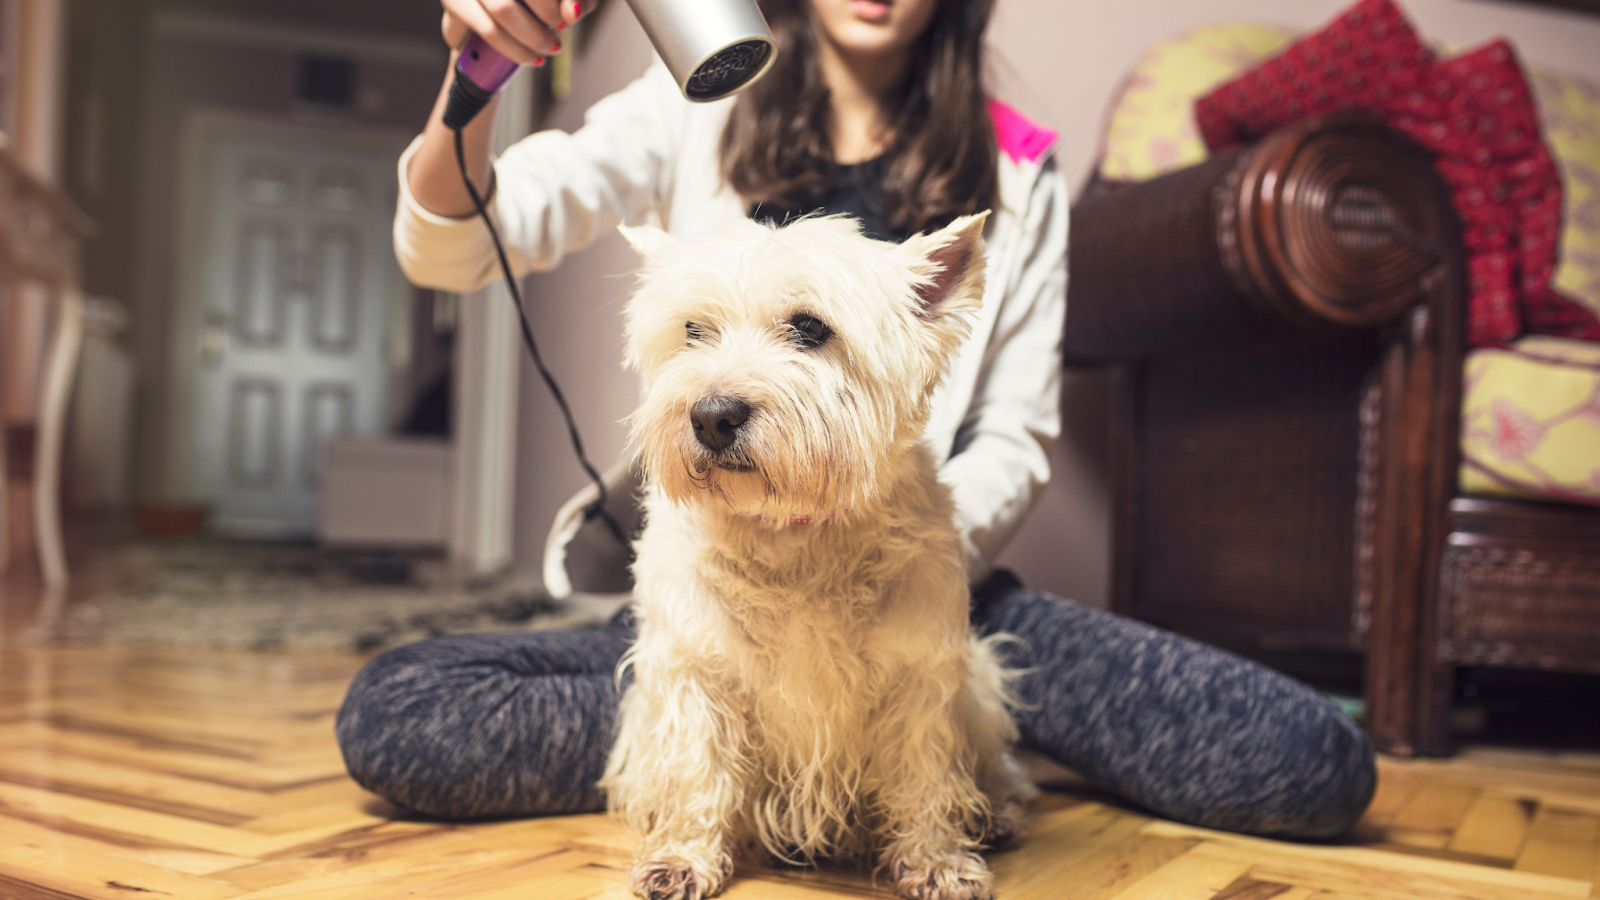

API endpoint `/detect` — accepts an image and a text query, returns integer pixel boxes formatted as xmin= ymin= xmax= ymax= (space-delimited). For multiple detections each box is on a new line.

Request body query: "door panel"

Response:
xmin=192 ymin=128 xmax=402 ymax=538
xmin=234 ymin=219 xmax=291 ymax=347
xmin=227 ymin=379 xmax=282 ymax=489
xmin=309 ymin=225 xmax=361 ymax=352
xmin=300 ymin=383 xmax=354 ymax=489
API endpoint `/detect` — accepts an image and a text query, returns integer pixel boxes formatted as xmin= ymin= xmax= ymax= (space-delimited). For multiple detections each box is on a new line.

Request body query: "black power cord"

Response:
xmin=450 ymin=126 xmax=632 ymax=554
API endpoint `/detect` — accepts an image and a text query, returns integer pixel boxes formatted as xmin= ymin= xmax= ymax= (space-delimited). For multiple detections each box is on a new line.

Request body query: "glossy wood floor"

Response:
xmin=1 ymin=574 xmax=1598 ymax=900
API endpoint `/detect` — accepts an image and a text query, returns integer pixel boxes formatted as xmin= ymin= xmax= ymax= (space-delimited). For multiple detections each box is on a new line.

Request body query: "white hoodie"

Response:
xmin=392 ymin=63 xmax=1067 ymax=590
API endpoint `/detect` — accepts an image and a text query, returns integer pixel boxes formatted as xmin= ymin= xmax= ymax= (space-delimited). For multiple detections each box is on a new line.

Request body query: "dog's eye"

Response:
xmin=788 ymin=314 xmax=832 ymax=349
xmin=686 ymin=321 xmax=704 ymax=343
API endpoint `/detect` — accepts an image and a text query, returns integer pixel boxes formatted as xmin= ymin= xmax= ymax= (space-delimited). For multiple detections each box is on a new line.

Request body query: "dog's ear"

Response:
xmin=901 ymin=211 xmax=989 ymax=318
xmin=619 ymin=223 xmax=671 ymax=259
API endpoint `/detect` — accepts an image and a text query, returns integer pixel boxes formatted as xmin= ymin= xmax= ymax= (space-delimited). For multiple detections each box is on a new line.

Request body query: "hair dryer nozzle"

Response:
xmin=684 ymin=38 xmax=774 ymax=101
xmin=624 ymin=0 xmax=775 ymax=103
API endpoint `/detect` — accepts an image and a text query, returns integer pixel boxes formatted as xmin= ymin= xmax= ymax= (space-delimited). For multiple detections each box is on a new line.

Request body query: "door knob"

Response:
xmin=200 ymin=313 xmax=229 ymax=366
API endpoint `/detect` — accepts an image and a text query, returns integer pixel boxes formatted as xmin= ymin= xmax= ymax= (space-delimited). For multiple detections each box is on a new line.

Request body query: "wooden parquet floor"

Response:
xmin=1 ymin=580 xmax=1598 ymax=899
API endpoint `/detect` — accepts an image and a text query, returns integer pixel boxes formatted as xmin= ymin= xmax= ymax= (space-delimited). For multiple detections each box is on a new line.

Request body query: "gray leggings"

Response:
xmin=336 ymin=574 xmax=1376 ymax=839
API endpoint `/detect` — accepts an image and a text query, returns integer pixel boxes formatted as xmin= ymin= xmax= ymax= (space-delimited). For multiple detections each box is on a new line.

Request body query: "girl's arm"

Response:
xmin=407 ymin=58 xmax=502 ymax=220
xmin=394 ymin=62 xmax=686 ymax=293
xmin=938 ymin=156 xmax=1069 ymax=582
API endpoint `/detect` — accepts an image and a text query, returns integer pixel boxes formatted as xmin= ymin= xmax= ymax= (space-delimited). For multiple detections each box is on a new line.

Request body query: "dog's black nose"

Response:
xmin=691 ymin=396 xmax=750 ymax=452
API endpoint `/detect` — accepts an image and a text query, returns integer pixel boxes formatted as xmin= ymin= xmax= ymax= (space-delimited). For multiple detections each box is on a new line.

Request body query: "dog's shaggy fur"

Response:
xmin=603 ymin=213 xmax=1033 ymax=900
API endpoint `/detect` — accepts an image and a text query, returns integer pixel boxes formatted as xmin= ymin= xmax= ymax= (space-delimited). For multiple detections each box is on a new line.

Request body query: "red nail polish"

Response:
xmin=556 ymin=21 xmax=567 ymax=30
xmin=532 ymin=55 xmax=546 ymax=67
xmin=551 ymin=39 xmax=562 ymax=53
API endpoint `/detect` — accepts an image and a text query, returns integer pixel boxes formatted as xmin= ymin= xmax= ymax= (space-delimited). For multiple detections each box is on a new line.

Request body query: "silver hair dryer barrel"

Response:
xmin=626 ymin=0 xmax=775 ymax=102
xmin=444 ymin=0 xmax=775 ymax=128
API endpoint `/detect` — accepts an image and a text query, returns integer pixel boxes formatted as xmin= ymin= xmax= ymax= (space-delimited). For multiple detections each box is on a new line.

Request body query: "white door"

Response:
xmin=190 ymin=127 xmax=403 ymax=538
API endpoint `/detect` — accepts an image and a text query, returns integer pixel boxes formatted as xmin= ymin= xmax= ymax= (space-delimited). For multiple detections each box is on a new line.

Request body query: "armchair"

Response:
xmin=1065 ymin=114 xmax=1600 ymax=756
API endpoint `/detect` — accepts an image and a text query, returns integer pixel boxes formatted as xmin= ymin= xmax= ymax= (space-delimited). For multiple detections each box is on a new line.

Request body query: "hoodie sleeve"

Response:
xmin=393 ymin=63 xmax=684 ymax=293
xmin=938 ymin=153 xmax=1068 ymax=584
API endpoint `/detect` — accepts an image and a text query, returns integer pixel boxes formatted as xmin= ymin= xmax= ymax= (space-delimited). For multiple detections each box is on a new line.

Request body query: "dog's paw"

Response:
xmin=890 ymin=851 xmax=994 ymax=900
xmin=979 ymin=798 xmax=1028 ymax=849
xmin=628 ymin=854 xmax=733 ymax=900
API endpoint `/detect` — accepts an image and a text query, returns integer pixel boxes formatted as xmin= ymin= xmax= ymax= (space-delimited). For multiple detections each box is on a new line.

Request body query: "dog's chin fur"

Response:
xmin=602 ymin=213 xmax=1034 ymax=900
xmin=665 ymin=442 xmax=889 ymax=524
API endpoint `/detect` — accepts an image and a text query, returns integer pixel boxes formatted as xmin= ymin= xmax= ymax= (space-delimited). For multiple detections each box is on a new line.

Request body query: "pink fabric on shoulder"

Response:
xmin=988 ymin=99 xmax=1057 ymax=164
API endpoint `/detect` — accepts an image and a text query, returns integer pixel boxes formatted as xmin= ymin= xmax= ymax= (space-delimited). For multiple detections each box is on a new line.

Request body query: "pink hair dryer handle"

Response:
xmin=456 ymin=34 xmax=521 ymax=94
xmin=442 ymin=34 xmax=521 ymax=129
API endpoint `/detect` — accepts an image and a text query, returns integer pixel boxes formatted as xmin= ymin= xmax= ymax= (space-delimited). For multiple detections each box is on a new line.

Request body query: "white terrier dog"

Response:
xmin=603 ymin=212 xmax=1032 ymax=900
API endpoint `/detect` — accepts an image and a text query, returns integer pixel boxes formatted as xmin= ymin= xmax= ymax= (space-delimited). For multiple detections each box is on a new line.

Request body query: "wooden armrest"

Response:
xmin=1064 ymin=115 xmax=1455 ymax=364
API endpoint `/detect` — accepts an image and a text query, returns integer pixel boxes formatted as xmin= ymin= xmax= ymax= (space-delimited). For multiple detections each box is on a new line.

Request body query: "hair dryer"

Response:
xmin=442 ymin=0 xmax=776 ymax=129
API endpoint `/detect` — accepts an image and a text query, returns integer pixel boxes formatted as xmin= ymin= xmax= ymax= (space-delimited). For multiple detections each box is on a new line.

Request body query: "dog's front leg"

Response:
xmin=605 ymin=664 xmax=745 ymax=900
xmin=866 ymin=667 xmax=994 ymax=900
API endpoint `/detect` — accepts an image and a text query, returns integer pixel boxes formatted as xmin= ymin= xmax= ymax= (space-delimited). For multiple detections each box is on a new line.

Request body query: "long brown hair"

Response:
xmin=720 ymin=0 xmax=998 ymax=237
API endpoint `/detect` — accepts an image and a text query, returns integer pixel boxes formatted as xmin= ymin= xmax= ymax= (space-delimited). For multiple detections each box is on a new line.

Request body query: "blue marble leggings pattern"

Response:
xmin=335 ymin=577 xmax=1376 ymax=839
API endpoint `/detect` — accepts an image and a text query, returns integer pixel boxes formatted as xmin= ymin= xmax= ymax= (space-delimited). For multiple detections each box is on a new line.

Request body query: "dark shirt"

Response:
xmin=748 ymin=157 xmax=911 ymax=244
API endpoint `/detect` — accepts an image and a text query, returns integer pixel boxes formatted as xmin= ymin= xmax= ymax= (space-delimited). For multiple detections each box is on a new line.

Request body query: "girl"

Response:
xmin=337 ymin=0 xmax=1376 ymax=841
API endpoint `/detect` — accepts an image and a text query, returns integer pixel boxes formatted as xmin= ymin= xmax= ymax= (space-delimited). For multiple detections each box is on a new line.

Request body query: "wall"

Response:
xmin=493 ymin=1 xmax=1600 ymax=603
xmin=511 ymin=7 xmax=655 ymax=572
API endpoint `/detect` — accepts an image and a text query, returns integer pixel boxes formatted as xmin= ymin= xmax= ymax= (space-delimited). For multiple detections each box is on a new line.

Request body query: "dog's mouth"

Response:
xmin=683 ymin=448 xmax=761 ymax=481
xmin=693 ymin=443 xmax=759 ymax=476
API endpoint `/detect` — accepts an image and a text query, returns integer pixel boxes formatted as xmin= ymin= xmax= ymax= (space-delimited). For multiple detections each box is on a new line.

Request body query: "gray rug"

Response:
xmin=52 ymin=539 xmax=602 ymax=653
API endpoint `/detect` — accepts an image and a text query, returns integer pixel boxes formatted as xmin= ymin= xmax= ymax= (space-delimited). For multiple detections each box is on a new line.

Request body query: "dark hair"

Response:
xmin=719 ymin=0 xmax=998 ymax=237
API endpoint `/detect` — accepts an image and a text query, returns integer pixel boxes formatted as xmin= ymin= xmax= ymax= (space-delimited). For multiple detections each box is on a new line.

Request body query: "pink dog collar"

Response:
xmin=756 ymin=510 xmax=850 ymax=526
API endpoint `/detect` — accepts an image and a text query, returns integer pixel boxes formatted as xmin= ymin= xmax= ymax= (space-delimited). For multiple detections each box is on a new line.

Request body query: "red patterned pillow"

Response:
xmin=1195 ymin=0 xmax=1600 ymax=347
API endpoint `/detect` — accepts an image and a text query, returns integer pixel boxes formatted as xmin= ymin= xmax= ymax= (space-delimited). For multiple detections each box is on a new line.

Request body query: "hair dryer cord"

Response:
xmin=450 ymin=126 xmax=633 ymax=558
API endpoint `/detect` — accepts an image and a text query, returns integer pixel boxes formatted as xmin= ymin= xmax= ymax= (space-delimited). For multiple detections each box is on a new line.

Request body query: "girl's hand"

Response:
xmin=440 ymin=0 xmax=585 ymax=65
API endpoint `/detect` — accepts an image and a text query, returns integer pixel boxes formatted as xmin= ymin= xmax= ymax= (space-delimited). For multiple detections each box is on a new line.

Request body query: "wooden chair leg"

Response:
xmin=0 ymin=427 xmax=8 ymax=576
xmin=33 ymin=287 xmax=84 ymax=591
xmin=1 ymin=286 xmax=12 ymax=577
xmin=1366 ymin=648 xmax=1454 ymax=757
xmin=3 ymin=426 xmax=35 ymax=577
xmin=1362 ymin=277 xmax=1461 ymax=757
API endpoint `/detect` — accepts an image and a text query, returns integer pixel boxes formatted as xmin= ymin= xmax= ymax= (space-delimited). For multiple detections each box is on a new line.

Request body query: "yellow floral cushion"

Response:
xmin=1460 ymin=337 xmax=1600 ymax=505
xmin=1533 ymin=69 xmax=1600 ymax=325
xmin=1099 ymin=24 xmax=1293 ymax=183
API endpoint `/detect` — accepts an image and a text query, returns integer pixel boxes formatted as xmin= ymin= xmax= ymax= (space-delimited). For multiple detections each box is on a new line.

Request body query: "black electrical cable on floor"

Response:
xmin=450 ymin=126 xmax=632 ymax=554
